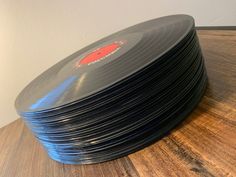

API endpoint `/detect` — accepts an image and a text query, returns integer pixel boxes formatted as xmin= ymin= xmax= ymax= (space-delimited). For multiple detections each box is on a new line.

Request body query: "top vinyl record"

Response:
xmin=15 ymin=15 xmax=195 ymax=114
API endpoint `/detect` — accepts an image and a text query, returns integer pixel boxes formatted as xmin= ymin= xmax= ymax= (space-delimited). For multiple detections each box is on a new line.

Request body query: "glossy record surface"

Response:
xmin=15 ymin=15 xmax=194 ymax=113
xmin=21 ymin=30 xmax=197 ymax=121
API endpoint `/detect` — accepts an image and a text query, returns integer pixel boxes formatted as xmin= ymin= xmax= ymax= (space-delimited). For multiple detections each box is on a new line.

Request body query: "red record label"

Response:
xmin=76 ymin=40 xmax=126 ymax=67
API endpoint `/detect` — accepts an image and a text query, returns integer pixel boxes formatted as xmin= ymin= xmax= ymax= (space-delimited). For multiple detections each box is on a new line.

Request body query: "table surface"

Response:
xmin=0 ymin=30 xmax=235 ymax=177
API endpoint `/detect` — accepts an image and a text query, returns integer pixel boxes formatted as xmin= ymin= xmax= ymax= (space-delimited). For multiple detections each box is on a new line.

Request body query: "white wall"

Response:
xmin=1 ymin=0 xmax=236 ymax=128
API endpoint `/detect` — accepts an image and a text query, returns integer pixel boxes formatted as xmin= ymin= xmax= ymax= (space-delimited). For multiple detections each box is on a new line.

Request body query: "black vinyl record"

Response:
xmin=15 ymin=14 xmax=207 ymax=164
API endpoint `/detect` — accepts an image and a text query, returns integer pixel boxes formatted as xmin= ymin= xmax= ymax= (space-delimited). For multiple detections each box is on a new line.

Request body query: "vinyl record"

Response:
xmin=15 ymin=14 xmax=207 ymax=164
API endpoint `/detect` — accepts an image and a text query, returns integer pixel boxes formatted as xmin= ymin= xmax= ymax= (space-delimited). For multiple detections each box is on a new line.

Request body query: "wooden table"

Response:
xmin=0 ymin=30 xmax=235 ymax=177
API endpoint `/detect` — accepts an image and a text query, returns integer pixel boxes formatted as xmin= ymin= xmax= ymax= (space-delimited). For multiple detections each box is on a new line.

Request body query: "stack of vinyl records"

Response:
xmin=15 ymin=15 xmax=207 ymax=164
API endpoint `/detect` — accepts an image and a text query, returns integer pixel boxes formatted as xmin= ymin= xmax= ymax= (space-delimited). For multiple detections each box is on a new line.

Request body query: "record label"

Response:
xmin=76 ymin=41 xmax=124 ymax=67
xmin=70 ymin=32 xmax=143 ymax=70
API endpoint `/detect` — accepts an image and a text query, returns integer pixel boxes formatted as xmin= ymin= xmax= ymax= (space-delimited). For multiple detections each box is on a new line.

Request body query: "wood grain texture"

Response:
xmin=0 ymin=30 xmax=235 ymax=177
